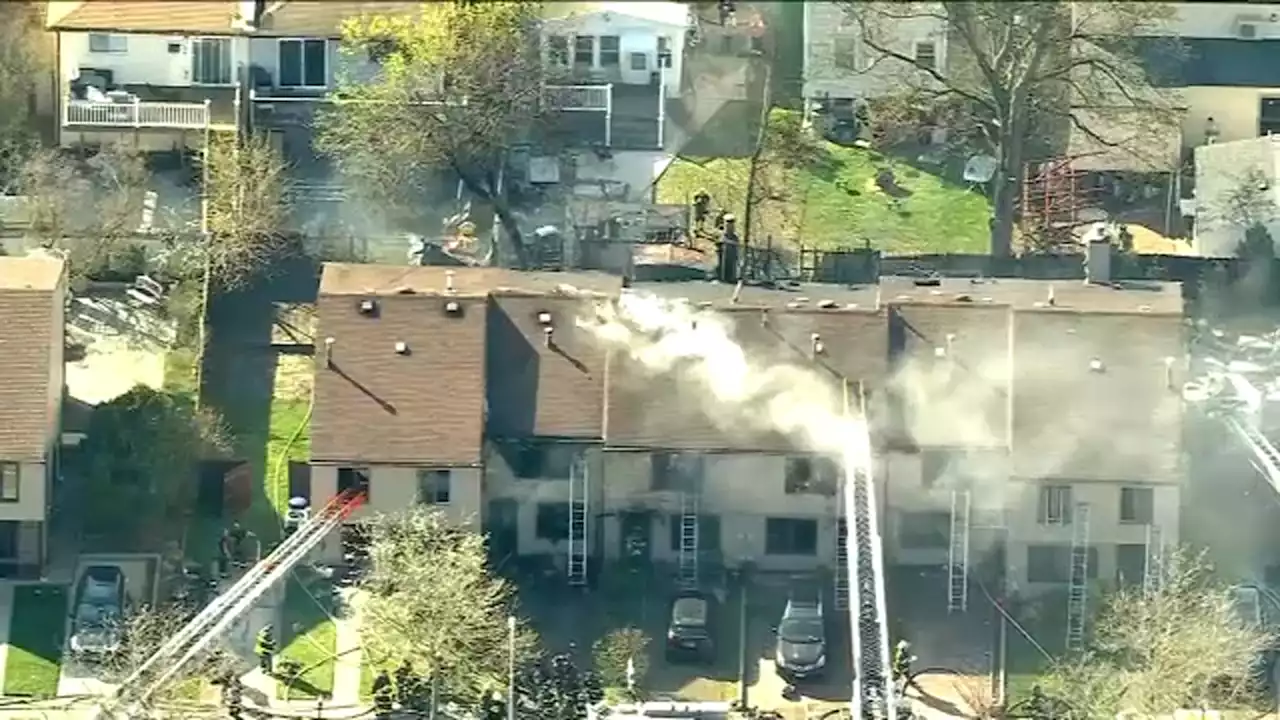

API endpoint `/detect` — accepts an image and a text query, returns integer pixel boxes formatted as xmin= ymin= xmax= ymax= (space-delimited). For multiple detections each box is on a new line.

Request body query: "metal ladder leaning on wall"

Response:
xmin=1143 ymin=523 xmax=1163 ymax=597
xmin=947 ymin=489 xmax=971 ymax=614
xmin=677 ymin=477 xmax=701 ymax=589
xmin=1065 ymin=502 xmax=1092 ymax=652
xmin=567 ymin=454 xmax=589 ymax=586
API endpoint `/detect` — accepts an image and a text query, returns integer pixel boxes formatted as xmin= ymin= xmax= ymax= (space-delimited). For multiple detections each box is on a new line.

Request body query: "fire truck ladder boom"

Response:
xmin=116 ymin=489 xmax=366 ymax=704
xmin=847 ymin=430 xmax=897 ymax=720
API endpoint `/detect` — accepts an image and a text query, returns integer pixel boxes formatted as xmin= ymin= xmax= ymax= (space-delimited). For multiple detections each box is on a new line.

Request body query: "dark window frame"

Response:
xmin=1037 ymin=484 xmax=1073 ymax=525
xmin=599 ymin=35 xmax=620 ymax=67
xmin=784 ymin=456 xmax=839 ymax=495
xmin=898 ymin=511 xmax=949 ymax=549
xmin=278 ymin=38 xmax=328 ymax=88
xmin=536 ymin=502 xmax=577 ymax=541
xmin=765 ymin=517 xmax=818 ymax=556
xmin=1026 ymin=544 xmax=1098 ymax=583
xmin=668 ymin=514 xmax=722 ymax=552
xmin=0 ymin=463 xmax=16 ymax=503
xmin=1119 ymin=486 xmax=1154 ymax=524
xmin=417 ymin=469 xmax=451 ymax=505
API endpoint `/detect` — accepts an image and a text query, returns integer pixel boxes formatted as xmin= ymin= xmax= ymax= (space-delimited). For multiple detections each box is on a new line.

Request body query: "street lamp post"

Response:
xmin=507 ymin=615 xmax=517 ymax=720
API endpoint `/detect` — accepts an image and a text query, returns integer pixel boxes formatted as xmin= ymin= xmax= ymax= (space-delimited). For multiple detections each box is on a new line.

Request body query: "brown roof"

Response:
xmin=313 ymin=292 xmax=488 ymax=466
xmin=890 ymin=304 xmax=1012 ymax=448
xmin=879 ymin=276 xmax=1184 ymax=314
xmin=51 ymin=1 xmax=241 ymax=33
xmin=258 ymin=1 xmax=420 ymax=37
xmin=1011 ymin=311 xmax=1184 ymax=481
xmin=603 ymin=307 xmax=889 ymax=452
xmin=320 ymin=263 xmax=621 ymax=299
xmin=0 ymin=257 xmax=65 ymax=461
xmin=487 ymin=295 xmax=607 ymax=439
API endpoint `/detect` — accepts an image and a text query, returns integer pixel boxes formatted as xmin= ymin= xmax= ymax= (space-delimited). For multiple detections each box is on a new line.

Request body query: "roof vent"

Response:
xmin=1139 ymin=304 xmax=1152 ymax=312
xmin=1164 ymin=356 xmax=1176 ymax=389
xmin=786 ymin=301 xmax=805 ymax=309
xmin=954 ymin=294 xmax=972 ymax=302
xmin=444 ymin=300 xmax=462 ymax=315
xmin=811 ymin=333 xmax=825 ymax=356
xmin=1089 ymin=357 xmax=1105 ymax=373
xmin=537 ymin=311 xmax=554 ymax=326
xmin=817 ymin=299 xmax=837 ymax=309
xmin=444 ymin=270 xmax=457 ymax=294
xmin=321 ymin=337 xmax=335 ymax=368
xmin=543 ymin=326 xmax=554 ymax=347
xmin=394 ymin=341 xmax=409 ymax=355
xmin=394 ymin=286 xmax=415 ymax=295
xmin=1047 ymin=284 xmax=1056 ymax=306
xmin=357 ymin=298 xmax=378 ymax=316
xmin=914 ymin=277 xmax=941 ymax=287
xmin=697 ymin=301 xmax=713 ymax=309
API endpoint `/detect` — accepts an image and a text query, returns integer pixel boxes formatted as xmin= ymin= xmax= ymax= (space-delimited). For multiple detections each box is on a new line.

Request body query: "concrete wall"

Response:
xmin=1182 ymin=85 xmax=1279 ymax=148
xmin=60 ymin=32 xmax=250 ymax=87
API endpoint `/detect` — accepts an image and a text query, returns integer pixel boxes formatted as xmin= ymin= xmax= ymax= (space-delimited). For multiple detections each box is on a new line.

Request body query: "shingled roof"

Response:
xmin=51 ymin=1 xmax=242 ymax=34
xmin=0 ymin=257 xmax=66 ymax=461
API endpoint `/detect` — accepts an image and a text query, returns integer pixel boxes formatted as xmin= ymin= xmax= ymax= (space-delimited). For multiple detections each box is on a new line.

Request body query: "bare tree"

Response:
xmin=357 ymin=507 xmax=538 ymax=707
xmin=1034 ymin=549 xmax=1272 ymax=718
xmin=0 ymin=2 xmax=49 ymax=149
xmin=839 ymin=2 xmax=1180 ymax=256
xmin=315 ymin=2 xmax=547 ymax=268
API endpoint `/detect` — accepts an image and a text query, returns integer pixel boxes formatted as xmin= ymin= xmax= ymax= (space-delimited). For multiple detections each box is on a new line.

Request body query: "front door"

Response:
xmin=618 ymin=510 xmax=652 ymax=562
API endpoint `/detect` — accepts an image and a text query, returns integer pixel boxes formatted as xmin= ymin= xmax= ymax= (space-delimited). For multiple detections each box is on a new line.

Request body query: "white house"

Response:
xmin=541 ymin=2 xmax=691 ymax=101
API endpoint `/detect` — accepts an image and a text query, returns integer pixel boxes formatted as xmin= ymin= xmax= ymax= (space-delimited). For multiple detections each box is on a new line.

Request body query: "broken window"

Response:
xmin=535 ymin=502 xmax=576 ymax=541
xmin=512 ymin=443 xmax=581 ymax=480
xmin=417 ymin=470 xmax=451 ymax=505
xmin=337 ymin=467 xmax=370 ymax=498
xmin=784 ymin=456 xmax=839 ymax=495
xmin=765 ymin=518 xmax=818 ymax=555
xmin=650 ymin=452 xmax=704 ymax=491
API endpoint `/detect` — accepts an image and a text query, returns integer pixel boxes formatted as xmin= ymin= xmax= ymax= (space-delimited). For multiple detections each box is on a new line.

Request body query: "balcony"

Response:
xmin=64 ymin=99 xmax=211 ymax=129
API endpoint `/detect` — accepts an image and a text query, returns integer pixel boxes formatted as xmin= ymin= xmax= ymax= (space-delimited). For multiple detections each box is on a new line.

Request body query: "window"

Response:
xmin=898 ymin=511 xmax=948 ymax=549
xmin=914 ymin=41 xmax=938 ymax=70
xmin=1116 ymin=543 xmax=1147 ymax=586
xmin=599 ymin=36 xmax=620 ymax=67
xmin=535 ymin=502 xmax=575 ymax=541
xmin=0 ymin=464 xmax=16 ymax=503
xmin=337 ymin=467 xmax=370 ymax=496
xmin=668 ymin=514 xmax=721 ymax=552
xmin=167 ymin=42 xmax=182 ymax=54
xmin=629 ymin=52 xmax=647 ymax=71
xmin=650 ymin=452 xmax=704 ymax=491
xmin=920 ymin=450 xmax=949 ymax=487
xmin=1119 ymin=487 xmax=1154 ymax=524
xmin=511 ymin=443 xmax=580 ymax=480
xmin=417 ymin=469 xmax=451 ymax=505
xmin=191 ymin=37 xmax=232 ymax=85
xmin=833 ymin=37 xmax=859 ymax=71
xmin=1026 ymin=545 xmax=1098 ymax=583
xmin=1037 ymin=484 xmax=1072 ymax=525
xmin=1260 ymin=98 xmax=1280 ymax=136
xmin=89 ymin=34 xmax=127 ymax=54
xmin=573 ymin=36 xmax=594 ymax=65
xmin=547 ymin=35 xmax=569 ymax=65
xmin=784 ymin=456 xmax=838 ymax=495
xmin=278 ymin=38 xmax=328 ymax=88
xmin=765 ymin=518 xmax=818 ymax=555
xmin=657 ymin=36 xmax=672 ymax=68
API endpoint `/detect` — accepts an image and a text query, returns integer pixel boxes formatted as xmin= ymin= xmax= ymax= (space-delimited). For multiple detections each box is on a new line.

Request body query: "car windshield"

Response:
xmin=84 ymin=581 xmax=117 ymax=605
xmin=75 ymin=602 xmax=111 ymax=628
xmin=779 ymin=618 xmax=823 ymax=643
xmin=672 ymin=597 xmax=707 ymax=627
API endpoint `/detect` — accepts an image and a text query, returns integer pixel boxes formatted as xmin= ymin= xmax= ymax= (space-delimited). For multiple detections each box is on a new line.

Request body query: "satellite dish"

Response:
xmin=963 ymin=154 xmax=998 ymax=184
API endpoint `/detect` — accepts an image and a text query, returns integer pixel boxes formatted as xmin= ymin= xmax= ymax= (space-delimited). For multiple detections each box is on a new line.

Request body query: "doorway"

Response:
xmin=618 ymin=510 xmax=653 ymax=561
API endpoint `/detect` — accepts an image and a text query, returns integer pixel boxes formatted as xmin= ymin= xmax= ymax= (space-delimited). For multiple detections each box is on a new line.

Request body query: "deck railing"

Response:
xmin=63 ymin=99 xmax=211 ymax=129
xmin=543 ymin=84 xmax=612 ymax=112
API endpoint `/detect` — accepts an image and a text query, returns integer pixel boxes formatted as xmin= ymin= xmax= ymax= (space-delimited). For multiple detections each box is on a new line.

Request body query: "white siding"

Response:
xmin=1140 ymin=2 xmax=1280 ymax=39
xmin=803 ymin=1 xmax=948 ymax=101
xmin=1183 ymin=85 xmax=1280 ymax=148
xmin=542 ymin=10 xmax=686 ymax=98
xmin=60 ymin=32 xmax=249 ymax=87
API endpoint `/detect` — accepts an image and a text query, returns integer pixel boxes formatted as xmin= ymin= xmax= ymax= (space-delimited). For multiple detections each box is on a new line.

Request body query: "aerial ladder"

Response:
xmin=947 ymin=489 xmax=971 ymax=614
xmin=1065 ymin=502 xmax=1091 ymax=653
xmin=677 ymin=479 xmax=701 ymax=589
xmin=847 ymin=420 xmax=898 ymax=720
xmin=568 ymin=454 xmax=589 ymax=586
xmin=834 ymin=383 xmax=853 ymax=613
xmin=94 ymin=488 xmax=367 ymax=716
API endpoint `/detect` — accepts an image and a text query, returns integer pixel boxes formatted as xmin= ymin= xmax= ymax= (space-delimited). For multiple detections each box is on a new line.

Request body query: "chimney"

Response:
xmin=1047 ymin=284 xmax=1056 ymax=306
xmin=321 ymin=337 xmax=335 ymax=368
xmin=1085 ymin=239 xmax=1112 ymax=285
xmin=445 ymin=270 xmax=457 ymax=294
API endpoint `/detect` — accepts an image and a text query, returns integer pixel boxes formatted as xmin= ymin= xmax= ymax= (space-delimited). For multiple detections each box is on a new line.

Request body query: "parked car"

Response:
xmin=775 ymin=579 xmax=826 ymax=680
xmin=666 ymin=591 xmax=715 ymax=662
xmin=69 ymin=565 xmax=126 ymax=656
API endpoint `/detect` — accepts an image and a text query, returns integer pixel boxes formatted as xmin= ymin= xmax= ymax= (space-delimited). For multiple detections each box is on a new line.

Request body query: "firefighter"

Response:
xmin=393 ymin=658 xmax=418 ymax=706
xmin=229 ymin=521 xmax=247 ymax=564
xmin=692 ymin=190 xmax=711 ymax=232
xmin=217 ymin=529 xmax=232 ymax=578
xmin=371 ymin=669 xmax=395 ymax=719
xmin=254 ymin=624 xmax=276 ymax=675
xmin=1025 ymin=685 xmax=1051 ymax=719
xmin=893 ymin=639 xmax=918 ymax=691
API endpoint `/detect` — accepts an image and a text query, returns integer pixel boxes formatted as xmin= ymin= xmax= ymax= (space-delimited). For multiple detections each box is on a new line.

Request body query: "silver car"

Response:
xmin=70 ymin=566 xmax=126 ymax=656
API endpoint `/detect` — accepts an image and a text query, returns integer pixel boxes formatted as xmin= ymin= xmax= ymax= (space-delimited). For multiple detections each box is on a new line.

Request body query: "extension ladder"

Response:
xmin=1065 ymin=502 xmax=1091 ymax=652
xmin=947 ymin=490 xmax=971 ymax=614
xmin=568 ymin=455 xmax=589 ymax=586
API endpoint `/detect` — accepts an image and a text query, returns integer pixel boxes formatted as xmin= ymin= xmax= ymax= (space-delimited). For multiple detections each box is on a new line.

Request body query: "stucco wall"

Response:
xmin=1182 ymin=85 xmax=1279 ymax=148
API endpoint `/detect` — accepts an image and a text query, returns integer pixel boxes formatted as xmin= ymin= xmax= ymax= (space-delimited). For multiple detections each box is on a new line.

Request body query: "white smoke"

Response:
xmin=579 ymin=290 xmax=873 ymax=469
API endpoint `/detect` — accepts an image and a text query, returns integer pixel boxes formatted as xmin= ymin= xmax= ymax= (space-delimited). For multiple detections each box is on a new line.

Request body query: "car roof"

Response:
xmin=84 ymin=565 xmax=122 ymax=581
xmin=672 ymin=596 xmax=708 ymax=625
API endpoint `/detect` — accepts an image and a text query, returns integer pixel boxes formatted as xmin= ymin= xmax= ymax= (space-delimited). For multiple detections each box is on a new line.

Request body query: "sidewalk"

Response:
xmin=330 ymin=590 xmax=364 ymax=706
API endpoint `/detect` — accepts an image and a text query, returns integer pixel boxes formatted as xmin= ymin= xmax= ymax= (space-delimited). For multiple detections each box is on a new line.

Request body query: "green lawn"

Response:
xmin=1003 ymin=592 xmax=1068 ymax=704
xmin=656 ymin=113 xmax=992 ymax=255
xmin=279 ymin=573 xmax=337 ymax=700
xmin=264 ymin=396 xmax=311 ymax=520
xmin=3 ymin=585 xmax=69 ymax=697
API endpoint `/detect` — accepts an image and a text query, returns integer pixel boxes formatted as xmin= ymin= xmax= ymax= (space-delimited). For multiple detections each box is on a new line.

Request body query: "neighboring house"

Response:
xmin=0 ymin=256 xmax=67 ymax=578
xmin=1190 ymin=135 xmax=1280 ymax=257
xmin=47 ymin=1 xmax=255 ymax=150
xmin=308 ymin=262 xmax=1186 ymax=593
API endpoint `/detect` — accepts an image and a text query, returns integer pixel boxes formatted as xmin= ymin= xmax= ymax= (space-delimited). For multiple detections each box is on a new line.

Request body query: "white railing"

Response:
xmin=544 ymin=84 xmax=611 ymax=112
xmin=64 ymin=99 xmax=211 ymax=129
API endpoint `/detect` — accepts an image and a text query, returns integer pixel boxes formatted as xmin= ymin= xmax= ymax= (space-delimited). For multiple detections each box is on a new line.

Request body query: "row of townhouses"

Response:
xmin=297 ymin=250 xmax=1184 ymax=594
xmin=44 ymin=0 xmax=694 ymax=157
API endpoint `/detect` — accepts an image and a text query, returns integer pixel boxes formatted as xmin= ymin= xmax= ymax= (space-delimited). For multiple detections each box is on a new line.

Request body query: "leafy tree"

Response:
xmin=0 ymin=2 xmax=48 ymax=152
xmin=592 ymin=627 xmax=650 ymax=694
xmin=81 ymin=386 xmax=231 ymax=542
xmin=357 ymin=508 xmax=538 ymax=707
xmin=511 ymin=651 xmax=604 ymax=720
xmin=839 ymin=2 xmax=1178 ymax=256
xmin=316 ymin=1 xmax=547 ymax=268
xmin=1029 ymin=549 xmax=1272 ymax=718
xmin=1237 ymin=224 xmax=1276 ymax=262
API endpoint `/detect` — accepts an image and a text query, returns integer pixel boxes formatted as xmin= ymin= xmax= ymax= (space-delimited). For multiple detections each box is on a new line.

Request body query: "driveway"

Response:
xmin=57 ymin=554 xmax=159 ymax=698
xmin=744 ymin=574 xmax=850 ymax=715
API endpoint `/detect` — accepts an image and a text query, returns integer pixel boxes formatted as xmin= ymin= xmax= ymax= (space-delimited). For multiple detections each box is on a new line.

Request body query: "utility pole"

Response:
xmin=741 ymin=60 xmax=774 ymax=275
